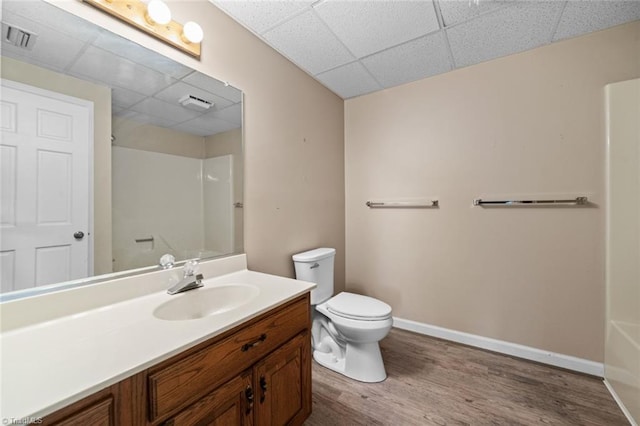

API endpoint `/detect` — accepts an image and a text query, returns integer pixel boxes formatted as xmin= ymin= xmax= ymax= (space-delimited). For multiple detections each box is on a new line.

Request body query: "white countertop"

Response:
xmin=0 ymin=255 xmax=315 ymax=421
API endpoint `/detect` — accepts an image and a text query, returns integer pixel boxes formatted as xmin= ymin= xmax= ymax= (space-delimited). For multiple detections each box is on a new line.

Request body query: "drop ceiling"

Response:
xmin=211 ymin=0 xmax=640 ymax=99
xmin=1 ymin=1 xmax=242 ymax=137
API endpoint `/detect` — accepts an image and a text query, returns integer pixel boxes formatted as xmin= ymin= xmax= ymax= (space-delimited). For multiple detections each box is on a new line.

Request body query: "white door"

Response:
xmin=0 ymin=79 xmax=93 ymax=293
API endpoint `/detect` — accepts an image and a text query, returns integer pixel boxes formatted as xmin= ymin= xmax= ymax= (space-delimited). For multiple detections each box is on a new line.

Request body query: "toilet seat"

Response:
xmin=326 ymin=292 xmax=392 ymax=321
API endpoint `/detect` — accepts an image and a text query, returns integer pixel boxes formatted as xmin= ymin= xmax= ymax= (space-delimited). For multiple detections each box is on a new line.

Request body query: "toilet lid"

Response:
xmin=326 ymin=292 xmax=392 ymax=321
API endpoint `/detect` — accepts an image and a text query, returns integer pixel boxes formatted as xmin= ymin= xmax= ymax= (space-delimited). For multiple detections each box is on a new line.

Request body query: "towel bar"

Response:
xmin=473 ymin=197 xmax=588 ymax=206
xmin=366 ymin=200 xmax=439 ymax=208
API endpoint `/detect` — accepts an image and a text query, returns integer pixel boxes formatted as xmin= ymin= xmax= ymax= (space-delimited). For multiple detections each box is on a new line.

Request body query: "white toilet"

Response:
xmin=292 ymin=248 xmax=392 ymax=383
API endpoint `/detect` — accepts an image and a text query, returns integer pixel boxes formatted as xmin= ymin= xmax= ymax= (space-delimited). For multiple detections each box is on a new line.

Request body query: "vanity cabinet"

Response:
xmin=39 ymin=294 xmax=311 ymax=426
xmin=159 ymin=332 xmax=310 ymax=426
xmin=253 ymin=332 xmax=310 ymax=426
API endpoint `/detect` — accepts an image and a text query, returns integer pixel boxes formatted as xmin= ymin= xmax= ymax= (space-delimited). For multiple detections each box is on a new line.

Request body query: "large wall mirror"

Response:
xmin=0 ymin=0 xmax=244 ymax=300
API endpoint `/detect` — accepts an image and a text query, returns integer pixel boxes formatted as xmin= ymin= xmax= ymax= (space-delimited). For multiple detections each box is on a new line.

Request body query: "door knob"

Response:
xmin=73 ymin=231 xmax=85 ymax=240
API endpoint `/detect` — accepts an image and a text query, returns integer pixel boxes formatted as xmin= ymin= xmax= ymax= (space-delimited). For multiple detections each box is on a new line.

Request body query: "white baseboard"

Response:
xmin=393 ymin=317 xmax=604 ymax=377
xmin=604 ymin=378 xmax=639 ymax=426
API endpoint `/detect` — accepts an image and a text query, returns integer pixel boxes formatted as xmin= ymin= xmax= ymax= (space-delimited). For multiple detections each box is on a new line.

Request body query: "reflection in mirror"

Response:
xmin=0 ymin=0 xmax=243 ymax=300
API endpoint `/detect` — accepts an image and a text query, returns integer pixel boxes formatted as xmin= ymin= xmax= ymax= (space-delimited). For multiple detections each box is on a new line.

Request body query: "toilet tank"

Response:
xmin=292 ymin=248 xmax=335 ymax=305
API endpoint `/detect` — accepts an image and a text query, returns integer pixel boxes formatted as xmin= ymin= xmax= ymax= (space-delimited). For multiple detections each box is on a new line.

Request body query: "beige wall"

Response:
xmin=112 ymin=116 xmax=205 ymax=158
xmin=345 ymin=21 xmax=640 ymax=362
xmin=205 ymin=128 xmax=242 ymax=159
xmin=47 ymin=0 xmax=346 ymax=292
xmin=206 ymin=128 xmax=244 ymax=252
xmin=605 ymin=78 xmax=640 ymax=422
xmin=1 ymin=56 xmax=113 ymax=275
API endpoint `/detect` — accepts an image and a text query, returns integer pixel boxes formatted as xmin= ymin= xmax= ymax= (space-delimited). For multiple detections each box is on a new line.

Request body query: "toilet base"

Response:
xmin=313 ymin=341 xmax=387 ymax=383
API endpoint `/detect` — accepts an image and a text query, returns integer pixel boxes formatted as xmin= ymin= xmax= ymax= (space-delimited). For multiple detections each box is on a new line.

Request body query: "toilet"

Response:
xmin=292 ymin=248 xmax=392 ymax=383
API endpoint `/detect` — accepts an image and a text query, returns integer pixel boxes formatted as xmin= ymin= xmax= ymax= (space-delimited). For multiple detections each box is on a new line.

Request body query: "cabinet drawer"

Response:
xmin=162 ymin=372 xmax=252 ymax=426
xmin=148 ymin=296 xmax=309 ymax=422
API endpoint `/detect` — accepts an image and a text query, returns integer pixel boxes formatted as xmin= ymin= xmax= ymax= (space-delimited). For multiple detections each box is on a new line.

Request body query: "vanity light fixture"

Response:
xmin=145 ymin=0 xmax=172 ymax=25
xmin=82 ymin=0 xmax=202 ymax=59
xmin=182 ymin=21 xmax=204 ymax=44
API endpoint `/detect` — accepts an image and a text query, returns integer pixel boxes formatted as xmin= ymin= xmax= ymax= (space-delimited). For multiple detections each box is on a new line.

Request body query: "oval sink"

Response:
xmin=153 ymin=284 xmax=260 ymax=321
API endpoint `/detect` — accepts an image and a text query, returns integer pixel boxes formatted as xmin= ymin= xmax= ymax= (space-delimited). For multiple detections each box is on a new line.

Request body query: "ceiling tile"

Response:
xmin=361 ymin=32 xmax=452 ymax=89
xmin=129 ymin=97 xmax=202 ymax=124
xmin=111 ymin=88 xmax=147 ymax=109
xmin=262 ymin=9 xmax=355 ymax=75
xmin=210 ymin=0 xmax=638 ymax=99
xmin=1 ymin=11 xmax=87 ymax=72
xmin=116 ymin=111 xmax=187 ymax=130
xmin=316 ymin=62 xmax=382 ymax=99
xmin=69 ymin=46 xmax=175 ymax=96
xmin=553 ymin=0 xmax=640 ymax=41
xmin=182 ymin=72 xmax=243 ymax=103
xmin=446 ymin=1 xmax=565 ymax=68
xmin=144 ymin=114 xmax=186 ymax=129
xmin=437 ymin=0 xmax=513 ymax=27
xmin=3 ymin=0 xmax=102 ymax=43
xmin=113 ymin=110 xmax=154 ymax=125
xmin=314 ymin=0 xmax=440 ymax=58
xmin=211 ymin=0 xmax=314 ymax=35
xmin=154 ymin=81 xmax=234 ymax=110
xmin=92 ymin=33 xmax=193 ymax=79
xmin=211 ymin=103 xmax=243 ymax=125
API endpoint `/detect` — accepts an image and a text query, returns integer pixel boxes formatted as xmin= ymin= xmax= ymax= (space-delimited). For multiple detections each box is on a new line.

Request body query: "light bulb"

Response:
xmin=146 ymin=0 xmax=171 ymax=25
xmin=182 ymin=21 xmax=203 ymax=44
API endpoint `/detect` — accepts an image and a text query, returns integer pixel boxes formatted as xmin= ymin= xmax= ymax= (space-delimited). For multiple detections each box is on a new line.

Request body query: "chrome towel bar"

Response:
xmin=366 ymin=200 xmax=439 ymax=208
xmin=473 ymin=197 xmax=588 ymax=206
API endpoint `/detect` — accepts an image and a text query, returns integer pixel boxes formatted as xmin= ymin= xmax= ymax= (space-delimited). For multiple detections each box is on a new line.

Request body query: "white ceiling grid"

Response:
xmin=212 ymin=0 xmax=640 ymax=99
xmin=1 ymin=1 xmax=242 ymax=137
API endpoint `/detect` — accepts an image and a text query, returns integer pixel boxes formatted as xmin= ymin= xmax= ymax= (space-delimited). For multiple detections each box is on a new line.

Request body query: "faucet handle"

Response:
xmin=159 ymin=254 xmax=175 ymax=269
xmin=183 ymin=259 xmax=199 ymax=277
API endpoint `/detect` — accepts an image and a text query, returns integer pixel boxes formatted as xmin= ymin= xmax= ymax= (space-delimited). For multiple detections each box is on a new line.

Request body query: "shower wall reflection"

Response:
xmin=112 ymin=118 xmax=242 ymax=272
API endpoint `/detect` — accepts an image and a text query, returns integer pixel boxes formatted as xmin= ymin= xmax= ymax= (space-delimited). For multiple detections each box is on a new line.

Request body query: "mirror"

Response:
xmin=0 ymin=0 xmax=243 ymax=300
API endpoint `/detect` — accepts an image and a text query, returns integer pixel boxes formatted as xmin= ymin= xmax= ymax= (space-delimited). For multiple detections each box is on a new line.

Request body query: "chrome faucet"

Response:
xmin=167 ymin=259 xmax=203 ymax=295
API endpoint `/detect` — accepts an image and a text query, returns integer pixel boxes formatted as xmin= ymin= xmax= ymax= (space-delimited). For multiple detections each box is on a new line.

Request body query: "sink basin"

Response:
xmin=153 ymin=284 xmax=260 ymax=321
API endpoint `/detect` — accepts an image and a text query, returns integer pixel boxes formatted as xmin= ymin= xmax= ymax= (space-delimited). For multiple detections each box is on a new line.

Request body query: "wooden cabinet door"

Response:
xmin=161 ymin=372 xmax=254 ymax=426
xmin=253 ymin=332 xmax=311 ymax=426
xmin=41 ymin=384 xmax=121 ymax=426
xmin=48 ymin=397 xmax=113 ymax=426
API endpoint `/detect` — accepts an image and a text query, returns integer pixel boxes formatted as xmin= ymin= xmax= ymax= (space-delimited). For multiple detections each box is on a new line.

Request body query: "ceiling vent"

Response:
xmin=2 ymin=22 xmax=38 ymax=50
xmin=179 ymin=95 xmax=213 ymax=112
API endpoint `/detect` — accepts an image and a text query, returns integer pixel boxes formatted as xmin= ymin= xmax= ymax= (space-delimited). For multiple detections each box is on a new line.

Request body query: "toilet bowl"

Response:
xmin=292 ymin=248 xmax=392 ymax=383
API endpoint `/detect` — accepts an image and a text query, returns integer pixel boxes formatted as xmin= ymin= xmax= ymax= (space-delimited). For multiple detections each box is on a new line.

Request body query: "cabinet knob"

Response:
xmin=259 ymin=376 xmax=267 ymax=403
xmin=245 ymin=386 xmax=254 ymax=414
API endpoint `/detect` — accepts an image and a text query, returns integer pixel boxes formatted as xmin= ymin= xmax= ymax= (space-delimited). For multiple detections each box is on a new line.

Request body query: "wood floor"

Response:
xmin=304 ymin=329 xmax=628 ymax=426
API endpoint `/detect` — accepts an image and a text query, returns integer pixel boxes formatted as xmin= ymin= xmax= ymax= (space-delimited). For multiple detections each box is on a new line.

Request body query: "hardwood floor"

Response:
xmin=305 ymin=328 xmax=628 ymax=426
